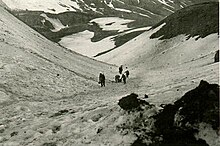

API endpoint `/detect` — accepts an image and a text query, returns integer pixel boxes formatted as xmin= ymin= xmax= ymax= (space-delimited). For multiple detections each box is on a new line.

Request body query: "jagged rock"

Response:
xmin=214 ymin=50 xmax=219 ymax=62
xmin=144 ymin=94 xmax=149 ymax=98
xmin=174 ymin=80 xmax=219 ymax=129
xmin=151 ymin=80 xmax=219 ymax=145
xmin=118 ymin=93 xmax=149 ymax=111
xmin=132 ymin=80 xmax=219 ymax=146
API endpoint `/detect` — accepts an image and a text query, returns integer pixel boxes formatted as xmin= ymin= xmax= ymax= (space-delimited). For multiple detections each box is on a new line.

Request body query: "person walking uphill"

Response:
xmin=121 ymin=74 xmax=126 ymax=84
xmin=125 ymin=67 xmax=129 ymax=78
xmin=119 ymin=65 xmax=123 ymax=74
xmin=99 ymin=72 xmax=105 ymax=87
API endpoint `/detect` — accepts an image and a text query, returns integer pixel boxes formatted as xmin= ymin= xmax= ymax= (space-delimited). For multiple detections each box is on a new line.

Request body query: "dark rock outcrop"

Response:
xmin=154 ymin=80 xmax=218 ymax=145
xmin=132 ymin=80 xmax=219 ymax=146
xmin=10 ymin=131 xmax=18 ymax=137
xmin=173 ymin=80 xmax=219 ymax=129
xmin=150 ymin=2 xmax=219 ymax=40
xmin=118 ymin=93 xmax=149 ymax=111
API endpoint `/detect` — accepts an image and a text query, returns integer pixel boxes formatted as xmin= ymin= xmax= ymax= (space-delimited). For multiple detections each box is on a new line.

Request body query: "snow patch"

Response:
xmin=40 ymin=13 xmax=67 ymax=32
xmin=136 ymin=12 xmax=151 ymax=18
xmin=168 ymin=0 xmax=174 ymax=3
xmin=2 ymin=0 xmax=82 ymax=13
xmin=104 ymin=0 xmax=114 ymax=8
xmin=59 ymin=26 xmax=150 ymax=58
xmin=157 ymin=0 xmax=174 ymax=9
xmin=120 ymin=27 xmax=151 ymax=35
xmin=136 ymin=6 xmax=157 ymax=16
xmin=59 ymin=30 xmax=115 ymax=57
xmin=96 ymin=23 xmax=166 ymax=64
xmin=97 ymin=23 xmax=218 ymax=72
xmin=114 ymin=8 xmax=132 ymax=13
xmin=116 ymin=0 xmax=125 ymax=4
xmin=195 ymin=123 xmax=220 ymax=146
xmin=163 ymin=7 xmax=174 ymax=13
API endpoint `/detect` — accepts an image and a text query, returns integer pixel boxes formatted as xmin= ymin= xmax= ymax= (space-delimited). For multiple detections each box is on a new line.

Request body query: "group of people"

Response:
xmin=98 ymin=65 xmax=129 ymax=87
xmin=115 ymin=65 xmax=129 ymax=84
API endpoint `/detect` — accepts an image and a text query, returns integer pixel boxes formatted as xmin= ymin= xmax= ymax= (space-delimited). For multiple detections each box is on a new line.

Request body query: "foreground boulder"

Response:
xmin=118 ymin=93 xmax=149 ymax=111
xmin=174 ymin=80 xmax=219 ymax=129
xmin=132 ymin=80 xmax=219 ymax=146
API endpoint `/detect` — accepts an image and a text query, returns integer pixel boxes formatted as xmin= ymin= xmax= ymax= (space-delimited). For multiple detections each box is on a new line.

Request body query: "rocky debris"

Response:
xmin=96 ymin=127 xmax=103 ymax=134
xmin=132 ymin=80 xmax=219 ymax=146
xmin=50 ymin=109 xmax=69 ymax=118
xmin=42 ymin=142 xmax=57 ymax=146
xmin=214 ymin=50 xmax=219 ymax=63
xmin=131 ymin=137 xmax=147 ymax=146
xmin=144 ymin=94 xmax=148 ymax=98
xmin=10 ymin=131 xmax=18 ymax=137
xmin=52 ymin=125 xmax=61 ymax=134
xmin=91 ymin=114 xmax=103 ymax=122
xmin=118 ymin=93 xmax=149 ymax=111
xmin=0 ymin=125 xmax=5 ymax=133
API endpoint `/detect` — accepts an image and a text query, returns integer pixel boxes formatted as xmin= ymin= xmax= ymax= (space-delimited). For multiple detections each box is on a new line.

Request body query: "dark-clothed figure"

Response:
xmin=125 ymin=67 xmax=129 ymax=78
xmin=115 ymin=75 xmax=121 ymax=83
xmin=119 ymin=65 xmax=123 ymax=74
xmin=99 ymin=73 xmax=105 ymax=87
xmin=121 ymin=74 xmax=126 ymax=84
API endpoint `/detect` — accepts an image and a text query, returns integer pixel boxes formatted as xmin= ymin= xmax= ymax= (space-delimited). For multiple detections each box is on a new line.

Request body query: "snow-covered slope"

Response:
xmin=0 ymin=2 xmax=218 ymax=146
xmin=97 ymin=2 xmax=219 ymax=106
xmin=58 ymin=17 xmax=151 ymax=57
xmin=2 ymin=0 xmax=81 ymax=14
xmin=0 ymin=5 xmax=117 ymax=102
xmin=97 ymin=2 xmax=219 ymax=68
xmin=97 ymin=27 xmax=218 ymax=69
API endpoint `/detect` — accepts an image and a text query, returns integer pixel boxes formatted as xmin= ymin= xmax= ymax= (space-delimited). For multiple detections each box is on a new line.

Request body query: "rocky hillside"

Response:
xmin=97 ymin=2 xmax=219 ymax=68
xmin=1 ymin=0 xmax=217 ymax=58
xmin=150 ymin=2 xmax=219 ymax=40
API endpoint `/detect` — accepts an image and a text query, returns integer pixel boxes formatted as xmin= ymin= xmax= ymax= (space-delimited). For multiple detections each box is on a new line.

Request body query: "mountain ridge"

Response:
xmin=3 ymin=0 xmax=218 ymax=59
xmin=97 ymin=2 xmax=219 ymax=69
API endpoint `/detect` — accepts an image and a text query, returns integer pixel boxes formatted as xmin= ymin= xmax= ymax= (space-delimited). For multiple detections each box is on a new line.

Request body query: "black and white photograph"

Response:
xmin=0 ymin=0 xmax=219 ymax=145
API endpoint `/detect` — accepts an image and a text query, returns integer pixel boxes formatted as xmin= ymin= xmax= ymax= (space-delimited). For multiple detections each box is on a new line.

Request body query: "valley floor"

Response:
xmin=0 ymin=57 xmax=218 ymax=146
